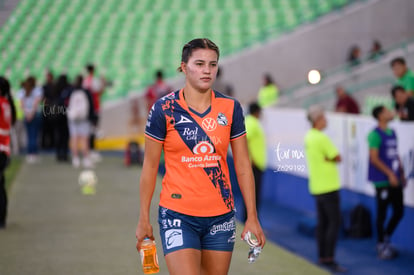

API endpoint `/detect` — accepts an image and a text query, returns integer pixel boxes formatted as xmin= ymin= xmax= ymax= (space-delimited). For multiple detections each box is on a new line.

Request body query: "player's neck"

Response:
xmin=182 ymin=86 xmax=212 ymax=113
xmin=378 ymin=121 xmax=388 ymax=131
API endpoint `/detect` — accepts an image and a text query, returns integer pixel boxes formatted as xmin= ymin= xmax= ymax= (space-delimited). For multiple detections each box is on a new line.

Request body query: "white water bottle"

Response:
xmin=243 ymin=231 xmax=262 ymax=263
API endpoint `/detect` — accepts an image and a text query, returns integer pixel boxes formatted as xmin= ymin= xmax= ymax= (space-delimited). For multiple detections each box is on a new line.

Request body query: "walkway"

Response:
xmin=0 ymin=155 xmax=328 ymax=275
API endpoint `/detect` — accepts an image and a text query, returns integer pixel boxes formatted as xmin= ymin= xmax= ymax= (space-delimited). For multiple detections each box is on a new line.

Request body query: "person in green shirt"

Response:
xmin=304 ymin=105 xmax=345 ymax=273
xmin=245 ymin=102 xmax=266 ymax=211
xmin=367 ymin=105 xmax=405 ymax=259
xmin=391 ymin=57 xmax=414 ymax=96
xmin=257 ymin=74 xmax=278 ymax=108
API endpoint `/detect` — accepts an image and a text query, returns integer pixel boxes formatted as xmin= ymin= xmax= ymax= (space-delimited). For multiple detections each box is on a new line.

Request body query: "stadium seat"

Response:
xmin=0 ymin=0 xmax=353 ymax=100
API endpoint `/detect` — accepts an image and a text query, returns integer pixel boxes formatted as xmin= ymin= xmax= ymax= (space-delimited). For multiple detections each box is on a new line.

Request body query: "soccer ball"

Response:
xmin=78 ymin=170 xmax=98 ymax=195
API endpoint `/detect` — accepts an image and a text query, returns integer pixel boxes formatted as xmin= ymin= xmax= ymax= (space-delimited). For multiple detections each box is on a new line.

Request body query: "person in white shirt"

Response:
xmin=19 ymin=76 xmax=43 ymax=163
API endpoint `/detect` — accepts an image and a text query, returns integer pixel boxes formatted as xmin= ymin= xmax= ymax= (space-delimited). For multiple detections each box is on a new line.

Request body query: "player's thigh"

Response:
xmin=165 ymin=248 xmax=201 ymax=275
xmin=201 ymin=250 xmax=233 ymax=275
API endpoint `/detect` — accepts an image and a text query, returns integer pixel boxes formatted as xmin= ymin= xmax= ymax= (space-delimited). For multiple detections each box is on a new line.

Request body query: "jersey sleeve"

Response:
xmin=230 ymin=100 xmax=246 ymax=140
xmin=145 ymin=101 xmax=166 ymax=143
xmin=406 ymin=77 xmax=414 ymax=93
xmin=368 ymin=131 xmax=381 ymax=149
xmin=322 ymin=134 xmax=339 ymax=159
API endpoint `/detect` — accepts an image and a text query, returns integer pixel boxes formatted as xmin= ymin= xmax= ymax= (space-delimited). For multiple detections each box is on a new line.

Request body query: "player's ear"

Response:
xmin=180 ymin=62 xmax=187 ymax=74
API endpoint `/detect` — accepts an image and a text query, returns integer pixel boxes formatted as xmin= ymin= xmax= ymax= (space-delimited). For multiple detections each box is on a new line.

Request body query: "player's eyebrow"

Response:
xmin=194 ymin=59 xmax=217 ymax=63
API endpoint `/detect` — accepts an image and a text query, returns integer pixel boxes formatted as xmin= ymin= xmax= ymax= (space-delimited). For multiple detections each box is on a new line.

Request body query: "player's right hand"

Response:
xmin=135 ymin=219 xmax=154 ymax=251
xmin=388 ymin=173 xmax=399 ymax=187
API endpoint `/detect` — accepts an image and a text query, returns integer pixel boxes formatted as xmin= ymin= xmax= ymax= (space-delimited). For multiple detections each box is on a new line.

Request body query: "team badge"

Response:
xmin=217 ymin=113 xmax=228 ymax=126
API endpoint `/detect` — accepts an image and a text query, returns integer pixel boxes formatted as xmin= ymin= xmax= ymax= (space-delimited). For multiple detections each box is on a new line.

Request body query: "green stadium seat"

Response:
xmin=363 ymin=96 xmax=394 ymax=115
xmin=0 ymin=0 xmax=352 ymax=101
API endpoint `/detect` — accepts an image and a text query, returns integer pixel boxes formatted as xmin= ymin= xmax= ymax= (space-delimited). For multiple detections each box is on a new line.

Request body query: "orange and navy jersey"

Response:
xmin=145 ymin=89 xmax=246 ymax=217
xmin=0 ymin=96 xmax=11 ymax=155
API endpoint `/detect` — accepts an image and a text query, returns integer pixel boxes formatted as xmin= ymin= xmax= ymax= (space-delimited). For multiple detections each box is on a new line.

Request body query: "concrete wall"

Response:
xmin=0 ymin=0 xmax=20 ymax=27
xmin=101 ymin=0 xmax=414 ymax=138
xmin=218 ymin=0 xmax=414 ymax=103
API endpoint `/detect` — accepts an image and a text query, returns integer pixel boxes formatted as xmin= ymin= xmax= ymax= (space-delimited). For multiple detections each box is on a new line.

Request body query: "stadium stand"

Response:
xmin=0 ymin=0 xmax=354 ymax=101
xmin=277 ymin=38 xmax=414 ymax=114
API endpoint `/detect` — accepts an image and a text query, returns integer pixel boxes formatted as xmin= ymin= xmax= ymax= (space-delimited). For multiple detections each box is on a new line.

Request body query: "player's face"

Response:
xmin=320 ymin=114 xmax=327 ymax=129
xmin=394 ymin=90 xmax=406 ymax=105
xmin=392 ymin=63 xmax=406 ymax=78
xmin=380 ymin=107 xmax=395 ymax=122
xmin=182 ymin=48 xmax=218 ymax=92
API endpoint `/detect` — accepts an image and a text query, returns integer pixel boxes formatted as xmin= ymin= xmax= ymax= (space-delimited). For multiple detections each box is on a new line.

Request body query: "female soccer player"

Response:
xmin=136 ymin=38 xmax=265 ymax=274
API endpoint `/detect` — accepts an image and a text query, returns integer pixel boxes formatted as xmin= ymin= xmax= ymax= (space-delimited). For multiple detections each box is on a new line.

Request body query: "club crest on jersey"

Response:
xmin=193 ymin=141 xmax=214 ymax=154
xmin=202 ymin=117 xmax=217 ymax=131
xmin=217 ymin=113 xmax=228 ymax=126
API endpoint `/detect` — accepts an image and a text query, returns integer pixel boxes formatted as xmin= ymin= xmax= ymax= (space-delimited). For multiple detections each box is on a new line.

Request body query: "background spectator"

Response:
xmin=68 ymin=75 xmax=94 ymax=168
xmin=245 ymin=102 xmax=266 ymax=212
xmin=0 ymin=76 xmax=16 ymax=229
xmin=391 ymin=86 xmax=414 ymax=121
xmin=212 ymin=66 xmax=234 ymax=97
xmin=82 ymin=64 xmax=104 ymax=162
xmin=347 ymin=45 xmax=361 ymax=67
xmin=258 ymin=73 xmax=279 ymax=108
xmin=390 ymin=57 xmax=414 ymax=95
xmin=19 ymin=76 xmax=42 ymax=163
xmin=54 ymin=74 xmax=71 ymax=162
xmin=334 ymin=85 xmax=360 ymax=114
xmin=368 ymin=105 xmax=405 ymax=259
xmin=145 ymin=70 xmax=172 ymax=112
xmin=41 ymin=70 xmax=56 ymax=150
xmin=369 ymin=40 xmax=384 ymax=61
xmin=304 ymin=105 xmax=345 ymax=273
xmin=11 ymin=81 xmax=26 ymax=154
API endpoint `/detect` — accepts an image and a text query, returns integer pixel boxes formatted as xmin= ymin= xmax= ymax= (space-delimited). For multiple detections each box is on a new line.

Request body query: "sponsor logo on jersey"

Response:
xmin=175 ymin=115 xmax=193 ymax=125
xmin=182 ymin=127 xmax=198 ymax=141
xmin=161 ymin=218 xmax=182 ymax=229
xmin=210 ymin=217 xmax=235 ymax=235
xmin=193 ymin=141 xmax=214 ymax=154
xmin=165 ymin=229 xmax=183 ymax=249
xmin=202 ymin=117 xmax=217 ymax=131
xmin=228 ymin=231 xmax=236 ymax=243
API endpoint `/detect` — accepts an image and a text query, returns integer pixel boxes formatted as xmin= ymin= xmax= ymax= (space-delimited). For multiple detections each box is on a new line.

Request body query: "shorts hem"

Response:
xmin=163 ymin=246 xmax=201 ymax=256
xmin=200 ymin=246 xmax=235 ymax=252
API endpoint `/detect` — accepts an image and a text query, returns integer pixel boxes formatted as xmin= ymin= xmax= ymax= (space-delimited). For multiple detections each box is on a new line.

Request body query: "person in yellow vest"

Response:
xmin=245 ymin=102 xmax=266 ymax=211
xmin=257 ymin=74 xmax=278 ymax=108
xmin=304 ymin=105 xmax=346 ymax=273
xmin=10 ymin=97 xmax=26 ymax=155
xmin=11 ymin=96 xmax=25 ymax=155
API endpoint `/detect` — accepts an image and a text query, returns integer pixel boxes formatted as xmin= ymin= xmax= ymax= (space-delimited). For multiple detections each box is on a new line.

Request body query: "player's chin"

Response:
xmin=196 ymin=83 xmax=212 ymax=92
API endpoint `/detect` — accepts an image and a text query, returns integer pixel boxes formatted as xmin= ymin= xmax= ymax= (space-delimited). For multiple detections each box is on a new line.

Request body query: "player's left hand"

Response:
xmin=241 ymin=216 xmax=266 ymax=248
xmin=401 ymin=176 xmax=407 ymax=188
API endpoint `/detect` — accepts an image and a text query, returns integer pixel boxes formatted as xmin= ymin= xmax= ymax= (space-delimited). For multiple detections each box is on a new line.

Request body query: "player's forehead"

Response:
xmin=188 ymin=48 xmax=218 ymax=63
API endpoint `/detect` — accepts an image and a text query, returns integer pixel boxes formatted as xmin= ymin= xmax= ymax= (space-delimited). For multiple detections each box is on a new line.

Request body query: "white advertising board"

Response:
xmin=263 ymin=108 xmax=414 ymax=207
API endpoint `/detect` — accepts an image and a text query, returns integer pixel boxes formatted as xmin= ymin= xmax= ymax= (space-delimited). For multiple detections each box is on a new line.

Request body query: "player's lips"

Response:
xmin=200 ymin=77 xmax=211 ymax=81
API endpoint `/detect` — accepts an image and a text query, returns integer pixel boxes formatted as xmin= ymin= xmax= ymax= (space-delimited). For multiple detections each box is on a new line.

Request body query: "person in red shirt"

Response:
xmin=335 ymin=86 xmax=360 ymax=114
xmin=145 ymin=70 xmax=172 ymax=113
xmin=136 ymin=38 xmax=265 ymax=274
xmin=0 ymin=76 xmax=16 ymax=229
xmin=82 ymin=64 xmax=104 ymax=161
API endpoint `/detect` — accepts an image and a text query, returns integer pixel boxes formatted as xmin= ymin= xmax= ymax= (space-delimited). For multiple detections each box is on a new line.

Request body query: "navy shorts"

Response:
xmin=158 ymin=206 xmax=236 ymax=255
